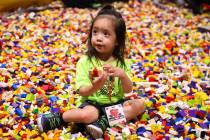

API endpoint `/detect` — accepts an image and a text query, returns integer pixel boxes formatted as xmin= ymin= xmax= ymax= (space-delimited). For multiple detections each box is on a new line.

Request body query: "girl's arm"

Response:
xmin=119 ymin=72 xmax=133 ymax=93
xmin=79 ymin=85 xmax=97 ymax=96
xmin=79 ymin=72 xmax=108 ymax=96
xmin=103 ymin=64 xmax=133 ymax=93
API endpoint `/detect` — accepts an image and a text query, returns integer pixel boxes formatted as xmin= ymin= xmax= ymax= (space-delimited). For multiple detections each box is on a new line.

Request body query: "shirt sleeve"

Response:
xmin=124 ymin=59 xmax=132 ymax=79
xmin=76 ymin=56 xmax=92 ymax=90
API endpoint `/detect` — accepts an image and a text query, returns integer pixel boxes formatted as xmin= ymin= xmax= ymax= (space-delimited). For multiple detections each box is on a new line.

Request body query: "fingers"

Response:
xmin=91 ymin=65 xmax=122 ymax=80
xmin=104 ymin=66 xmax=121 ymax=77
xmin=94 ymin=71 xmax=108 ymax=82
xmin=92 ymin=71 xmax=109 ymax=89
xmin=103 ymin=64 xmax=111 ymax=72
xmin=103 ymin=65 xmax=115 ymax=76
xmin=101 ymin=70 xmax=108 ymax=79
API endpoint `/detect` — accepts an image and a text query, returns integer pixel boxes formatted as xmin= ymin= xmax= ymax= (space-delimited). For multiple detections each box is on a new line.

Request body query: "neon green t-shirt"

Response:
xmin=75 ymin=55 xmax=132 ymax=106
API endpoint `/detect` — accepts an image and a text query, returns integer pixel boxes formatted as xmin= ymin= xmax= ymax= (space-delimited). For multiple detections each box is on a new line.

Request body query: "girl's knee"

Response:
xmin=123 ymin=99 xmax=145 ymax=115
xmin=136 ymin=99 xmax=145 ymax=113
xmin=124 ymin=99 xmax=145 ymax=108
xmin=137 ymin=98 xmax=145 ymax=105
xmin=62 ymin=111 xmax=71 ymax=122
xmin=80 ymin=111 xmax=98 ymax=124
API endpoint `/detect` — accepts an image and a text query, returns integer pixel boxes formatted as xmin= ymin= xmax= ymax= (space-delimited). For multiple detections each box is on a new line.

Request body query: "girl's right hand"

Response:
xmin=79 ymin=69 xmax=109 ymax=96
xmin=91 ymin=71 xmax=108 ymax=91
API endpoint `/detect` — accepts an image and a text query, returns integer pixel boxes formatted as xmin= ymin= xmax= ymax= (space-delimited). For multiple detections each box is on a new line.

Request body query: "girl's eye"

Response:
xmin=104 ymin=32 xmax=109 ymax=37
xmin=92 ymin=30 xmax=97 ymax=34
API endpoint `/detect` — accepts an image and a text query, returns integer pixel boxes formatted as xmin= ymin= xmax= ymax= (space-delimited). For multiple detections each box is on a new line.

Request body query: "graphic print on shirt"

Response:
xmin=89 ymin=65 xmax=117 ymax=97
xmin=98 ymin=80 xmax=117 ymax=96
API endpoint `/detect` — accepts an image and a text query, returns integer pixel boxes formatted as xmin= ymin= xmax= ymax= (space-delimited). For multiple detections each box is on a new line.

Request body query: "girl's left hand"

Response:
xmin=103 ymin=64 xmax=126 ymax=79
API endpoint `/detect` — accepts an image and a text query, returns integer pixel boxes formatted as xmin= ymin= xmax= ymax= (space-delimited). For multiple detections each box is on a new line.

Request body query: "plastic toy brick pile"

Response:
xmin=0 ymin=0 xmax=209 ymax=139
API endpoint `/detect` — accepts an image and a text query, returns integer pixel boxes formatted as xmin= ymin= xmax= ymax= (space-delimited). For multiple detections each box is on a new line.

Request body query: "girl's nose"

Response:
xmin=96 ymin=34 xmax=102 ymax=42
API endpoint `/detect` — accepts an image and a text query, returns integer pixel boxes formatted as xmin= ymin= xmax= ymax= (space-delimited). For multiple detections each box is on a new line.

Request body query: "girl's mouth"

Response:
xmin=95 ymin=45 xmax=103 ymax=49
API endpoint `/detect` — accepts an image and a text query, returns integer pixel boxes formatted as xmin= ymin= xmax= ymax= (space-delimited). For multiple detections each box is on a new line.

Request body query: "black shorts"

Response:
xmin=78 ymin=99 xmax=126 ymax=116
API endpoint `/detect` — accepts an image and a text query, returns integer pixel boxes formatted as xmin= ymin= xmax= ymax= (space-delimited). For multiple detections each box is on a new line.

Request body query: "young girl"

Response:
xmin=37 ymin=5 xmax=145 ymax=139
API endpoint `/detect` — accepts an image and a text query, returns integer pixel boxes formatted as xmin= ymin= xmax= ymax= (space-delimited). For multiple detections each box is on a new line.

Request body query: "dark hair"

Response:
xmin=86 ymin=5 xmax=126 ymax=67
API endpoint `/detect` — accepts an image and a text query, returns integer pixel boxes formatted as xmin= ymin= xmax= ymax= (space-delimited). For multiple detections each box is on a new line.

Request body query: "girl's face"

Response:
xmin=91 ymin=16 xmax=117 ymax=58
